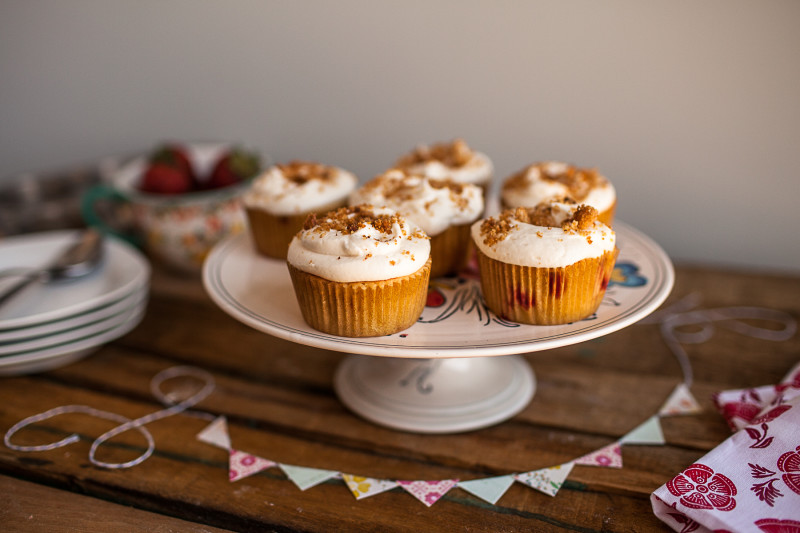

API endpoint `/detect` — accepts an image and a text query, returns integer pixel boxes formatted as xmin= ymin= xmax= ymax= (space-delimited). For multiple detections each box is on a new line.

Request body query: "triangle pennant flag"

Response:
xmin=341 ymin=474 xmax=397 ymax=500
xmin=397 ymin=479 xmax=459 ymax=507
xmin=620 ymin=415 xmax=665 ymax=445
xmin=228 ymin=449 xmax=276 ymax=482
xmin=279 ymin=464 xmax=340 ymax=491
xmin=514 ymin=462 xmax=574 ymax=497
xmin=196 ymin=416 xmax=231 ymax=450
xmin=459 ymin=475 xmax=515 ymax=504
xmin=659 ymin=383 xmax=703 ymax=416
xmin=575 ymin=442 xmax=623 ymax=468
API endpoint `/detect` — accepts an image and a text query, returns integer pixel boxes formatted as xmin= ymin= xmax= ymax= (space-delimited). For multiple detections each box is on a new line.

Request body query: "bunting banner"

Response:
xmin=620 ymin=415 xmax=665 ymax=445
xmin=574 ymin=442 xmax=624 ymax=468
xmin=7 ymin=301 xmax=796 ymax=509
xmin=397 ymin=479 xmax=459 ymax=507
xmin=342 ymin=474 xmax=398 ymax=500
xmin=458 ymin=475 xmax=516 ymax=504
xmin=229 ymin=450 xmax=276 ymax=482
xmin=197 ymin=415 xmax=231 ymax=450
xmin=514 ymin=463 xmax=575 ymax=497
xmin=658 ymin=383 xmax=703 ymax=417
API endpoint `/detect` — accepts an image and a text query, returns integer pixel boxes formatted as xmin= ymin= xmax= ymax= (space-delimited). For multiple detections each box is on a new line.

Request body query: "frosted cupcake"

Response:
xmin=500 ymin=162 xmax=616 ymax=226
xmin=243 ymin=161 xmax=358 ymax=258
xmin=287 ymin=205 xmax=431 ymax=337
xmin=471 ymin=200 xmax=617 ymax=325
xmin=395 ymin=139 xmax=493 ymax=196
xmin=349 ymin=168 xmax=483 ymax=278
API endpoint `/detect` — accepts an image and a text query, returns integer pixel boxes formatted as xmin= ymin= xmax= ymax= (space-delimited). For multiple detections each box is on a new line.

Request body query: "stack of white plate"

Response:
xmin=0 ymin=230 xmax=150 ymax=375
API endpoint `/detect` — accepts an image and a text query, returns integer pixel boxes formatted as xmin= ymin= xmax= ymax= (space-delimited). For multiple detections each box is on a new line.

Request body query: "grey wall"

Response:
xmin=2 ymin=1 xmax=799 ymax=272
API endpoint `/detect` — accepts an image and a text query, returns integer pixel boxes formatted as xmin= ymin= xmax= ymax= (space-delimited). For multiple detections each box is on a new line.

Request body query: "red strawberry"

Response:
xmin=206 ymin=148 xmax=260 ymax=189
xmin=139 ymin=162 xmax=195 ymax=194
xmin=150 ymin=144 xmax=195 ymax=182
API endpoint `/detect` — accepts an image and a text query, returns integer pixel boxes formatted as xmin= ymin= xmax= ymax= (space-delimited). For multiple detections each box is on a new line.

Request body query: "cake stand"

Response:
xmin=203 ymin=221 xmax=673 ymax=433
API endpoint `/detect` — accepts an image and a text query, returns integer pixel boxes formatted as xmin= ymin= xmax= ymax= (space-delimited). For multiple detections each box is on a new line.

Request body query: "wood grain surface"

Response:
xmin=1 ymin=263 xmax=798 ymax=532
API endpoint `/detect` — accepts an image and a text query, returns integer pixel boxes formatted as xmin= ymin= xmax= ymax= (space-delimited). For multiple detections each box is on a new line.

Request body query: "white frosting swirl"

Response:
xmin=397 ymin=140 xmax=493 ymax=185
xmin=349 ymin=170 xmax=484 ymax=237
xmin=243 ymin=162 xmax=357 ymax=216
xmin=471 ymin=202 xmax=615 ymax=268
xmin=287 ymin=205 xmax=431 ymax=282
xmin=500 ymin=161 xmax=616 ymax=213
xmin=403 ymin=152 xmax=493 ymax=186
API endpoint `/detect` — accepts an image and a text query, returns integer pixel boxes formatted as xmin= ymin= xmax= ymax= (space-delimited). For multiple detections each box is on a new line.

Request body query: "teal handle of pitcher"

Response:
xmin=81 ymin=184 xmax=143 ymax=248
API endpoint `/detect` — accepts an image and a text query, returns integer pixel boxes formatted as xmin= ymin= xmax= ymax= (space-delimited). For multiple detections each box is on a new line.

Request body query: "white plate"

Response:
xmin=0 ymin=303 xmax=147 ymax=375
xmin=0 ymin=285 xmax=146 ymax=343
xmin=203 ymin=221 xmax=674 ymax=358
xmin=0 ymin=230 xmax=150 ymax=330
xmin=0 ymin=290 xmax=147 ymax=355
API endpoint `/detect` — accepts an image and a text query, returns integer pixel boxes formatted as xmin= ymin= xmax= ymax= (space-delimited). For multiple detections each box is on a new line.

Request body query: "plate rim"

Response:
xmin=0 ymin=290 xmax=148 ymax=354
xmin=0 ymin=301 xmax=148 ymax=366
xmin=0 ymin=230 xmax=151 ymax=330
xmin=203 ymin=220 xmax=674 ymax=358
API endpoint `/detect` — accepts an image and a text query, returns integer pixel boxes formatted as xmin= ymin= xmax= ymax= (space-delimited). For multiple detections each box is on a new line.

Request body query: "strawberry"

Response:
xmin=206 ymin=148 xmax=260 ymax=189
xmin=150 ymin=144 xmax=195 ymax=183
xmin=139 ymin=162 xmax=195 ymax=194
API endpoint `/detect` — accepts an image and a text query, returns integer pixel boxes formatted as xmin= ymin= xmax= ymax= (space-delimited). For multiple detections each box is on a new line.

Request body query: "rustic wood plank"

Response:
xmin=0 ymin=474 xmax=236 ymax=533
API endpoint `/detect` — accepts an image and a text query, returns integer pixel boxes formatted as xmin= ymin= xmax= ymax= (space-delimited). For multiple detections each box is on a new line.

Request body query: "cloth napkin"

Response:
xmin=652 ymin=362 xmax=800 ymax=533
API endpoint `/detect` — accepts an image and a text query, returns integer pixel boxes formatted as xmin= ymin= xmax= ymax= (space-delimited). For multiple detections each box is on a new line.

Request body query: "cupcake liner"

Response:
xmin=476 ymin=249 xmax=617 ymax=325
xmin=288 ymin=258 xmax=431 ymax=337
xmin=597 ymin=201 xmax=616 ymax=227
xmin=429 ymin=224 xmax=473 ymax=278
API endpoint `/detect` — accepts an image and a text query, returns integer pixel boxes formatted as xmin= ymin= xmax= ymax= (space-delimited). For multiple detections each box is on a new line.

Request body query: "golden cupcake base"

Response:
xmin=246 ymin=200 xmax=348 ymax=259
xmin=429 ymin=224 xmax=473 ymax=278
xmin=476 ymin=249 xmax=617 ymax=325
xmin=288 ymin=258 xmax=431 ymax=337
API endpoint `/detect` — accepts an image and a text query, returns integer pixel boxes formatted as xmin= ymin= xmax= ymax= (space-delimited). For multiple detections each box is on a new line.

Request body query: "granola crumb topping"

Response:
xmin=302 ymin=205 xmax=428 ymax=241
xmin=396 ymin=138 xmax=476 ymax=169
xmin=504 ymin=162 xmax=606 ymax=201
xmin=479 ymin=201 xmax=599 ymax=246
xmin=277 ymin=160 xmax=337 ymax=185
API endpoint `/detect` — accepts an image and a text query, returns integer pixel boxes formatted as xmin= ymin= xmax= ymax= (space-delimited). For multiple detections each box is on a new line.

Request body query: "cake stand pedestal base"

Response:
xmin=334 ymin=354 xmax=535 ymax=434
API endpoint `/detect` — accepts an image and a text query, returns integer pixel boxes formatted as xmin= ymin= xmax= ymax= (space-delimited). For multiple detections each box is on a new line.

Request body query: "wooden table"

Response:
xmin=1 ymin=263 xmax=798 ymax=532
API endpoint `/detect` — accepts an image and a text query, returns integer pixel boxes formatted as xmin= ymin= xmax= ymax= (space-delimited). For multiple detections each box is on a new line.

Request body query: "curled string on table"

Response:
xmin=640 ymin=293 xmax=797 ymax=387
xmin=4 ymin=366 xmax=215 ymax=469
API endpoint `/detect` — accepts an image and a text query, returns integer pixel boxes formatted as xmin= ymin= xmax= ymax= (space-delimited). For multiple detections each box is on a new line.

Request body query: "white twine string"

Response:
xmin=4 ymin=365 xmax=215 ymax=469
xmin=641 ymin=293 xmax=797 ymax=387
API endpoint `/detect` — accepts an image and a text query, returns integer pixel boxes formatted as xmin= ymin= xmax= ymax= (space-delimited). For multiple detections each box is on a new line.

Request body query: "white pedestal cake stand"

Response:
xmin=203 ymin=221 xmax=673 ymax=434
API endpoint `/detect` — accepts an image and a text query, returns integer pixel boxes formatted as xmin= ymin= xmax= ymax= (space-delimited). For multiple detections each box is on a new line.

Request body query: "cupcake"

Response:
xmin=471 ymin=200 xmax=617 ymax=325
xmin=395 ymin=138 xmax=493 ymax=196
xmin=243 ymin=160 xmax=357 ymax=258
xmin=500 ymin=162 xmax=616 ymax=226
xmin=287 ymin=205 xmax=431 ymax=337
xmin=349 ymin=168 xmax=483 ymax=278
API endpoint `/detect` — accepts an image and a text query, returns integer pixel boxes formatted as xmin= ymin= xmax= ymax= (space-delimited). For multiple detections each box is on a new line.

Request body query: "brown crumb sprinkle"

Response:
xmin=395 ymin=138 xmax=475 ymax=169
xmin=503 ymin=162 xmax=606 ymax=201
xmin=480 ymin=202 xmax=599 ymax=246
xmin=360 ymin=170 xmax=471 ymax=212
xmin=277 ymin=160 xmax=338 ymax=185
xmin=302 ymin=205 xmax=429 ymax=242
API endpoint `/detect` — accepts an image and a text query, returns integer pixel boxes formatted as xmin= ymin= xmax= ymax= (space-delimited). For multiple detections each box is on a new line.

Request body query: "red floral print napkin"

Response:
xmin=651 ymin=363 xmax=800 ymax=532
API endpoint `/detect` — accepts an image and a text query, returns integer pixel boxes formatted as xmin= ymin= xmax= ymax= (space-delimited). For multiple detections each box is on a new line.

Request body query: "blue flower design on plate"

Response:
xmin=609 ymin=262 xmax=647 ymax=288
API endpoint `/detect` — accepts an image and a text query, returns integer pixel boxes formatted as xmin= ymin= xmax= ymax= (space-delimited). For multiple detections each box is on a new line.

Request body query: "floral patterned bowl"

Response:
xmin=82 ymin=142 xmax=264 ymax=273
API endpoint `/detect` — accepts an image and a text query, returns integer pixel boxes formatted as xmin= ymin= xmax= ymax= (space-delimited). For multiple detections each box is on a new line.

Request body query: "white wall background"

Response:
xmin=2 ymin=1 xmax=799 ymax=272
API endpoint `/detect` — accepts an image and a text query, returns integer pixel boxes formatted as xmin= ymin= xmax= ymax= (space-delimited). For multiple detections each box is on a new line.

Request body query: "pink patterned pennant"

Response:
xmin=228 ymin=449 xmax=276 ymax=482
xmin=397 ymin=479 xmax=459 ymax=507
xmin=575 ymin=442 xmax=623 ymax=468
